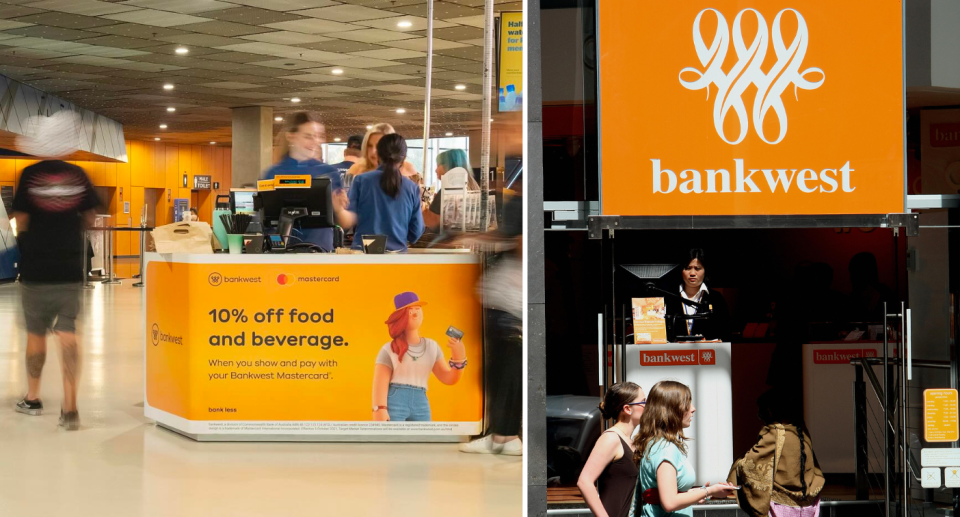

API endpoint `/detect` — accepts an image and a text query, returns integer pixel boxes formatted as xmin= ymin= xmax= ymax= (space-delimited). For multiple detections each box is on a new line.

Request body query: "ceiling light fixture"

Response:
xmin=159 ymin=124 xmax=168 ymax=129
xmin=154 ymin=137 xmax=161 ymax=141
xmin=454 ymin=84 xmax=466 ymax=90
xmin=397 ymin=20 xmax=413 ymax=28
xmin=445 ymin=132 xmax=453 ymax=137
xmin=167 ymin=107 xmax=176 ymax=112
xmin=396 ymin=108 xmax=406 ymax=114
xmin=291 ymin=97 xmax=301 ymax=103
xmin=175 ymin=47 xmax=189 ymax=55
xmin=275 ymin=116 xmax=283 ymax=122
xmin=331 ymin=68 xmax=344 ymax=75
xmin=163 ymin=83 xmax=174 ymax=90
xmin=210 ymin=142 xmax=216 ymax=145
xmin=366 ymin=125 xmax=373 ymax=130
xmin=334 ymin=137 xmax=341 ymax=142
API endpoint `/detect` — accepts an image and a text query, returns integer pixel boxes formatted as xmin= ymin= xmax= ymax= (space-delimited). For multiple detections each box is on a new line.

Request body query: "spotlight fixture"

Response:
xmin=331 ymin=68 xmax=344 ymax=75
xmin=163 ymin=84 xmax=174 ymax=90
xmin=175 ymin=47 xmax=189 ymax=55
xmin=275 ymin=116 xmax=283 ymax=122
xmin=210 ymin=142 xmax=216 ymax=145
xmin=291 ymin=97 xmax=301 ymax=103
xmin=334 ymin=137 xmax=341 ymax=142
xmin=366 ymin=125 xmax=373 ymax=130
xmin=397 ymin=20 xmax=413 ymax=28
xmin=166 ymin=107 xmax=176 ymax=112
xmin=159 ymin=124 xmax=168 ymax=129
xmin=154 ymin=137 xmax=161 ymax=141
xmin=445 ymin=132 xmax=453 ymax=137
xmin=396 ymin=108 xmax=406 ymax=114
xmin=454 ymin=84 xmax=466 ymax=91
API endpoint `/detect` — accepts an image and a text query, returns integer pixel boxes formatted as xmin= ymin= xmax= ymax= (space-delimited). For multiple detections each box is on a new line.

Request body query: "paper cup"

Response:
xmin=227 ymin=234 xmax=243 ymax=254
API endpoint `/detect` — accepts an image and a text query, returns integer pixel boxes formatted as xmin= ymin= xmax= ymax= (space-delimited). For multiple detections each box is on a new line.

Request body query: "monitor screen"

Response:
xmin=232 ymin=191 xmax=256 ymax=213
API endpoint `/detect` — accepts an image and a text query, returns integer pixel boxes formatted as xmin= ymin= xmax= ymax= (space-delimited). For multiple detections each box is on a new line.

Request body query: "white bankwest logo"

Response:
xmin=679 ymin=8 xmax=825 ymax=145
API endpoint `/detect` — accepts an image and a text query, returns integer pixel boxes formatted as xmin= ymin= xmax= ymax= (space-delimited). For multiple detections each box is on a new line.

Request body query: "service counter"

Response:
xmin=143 ymin=251 xmax=484 ymax=441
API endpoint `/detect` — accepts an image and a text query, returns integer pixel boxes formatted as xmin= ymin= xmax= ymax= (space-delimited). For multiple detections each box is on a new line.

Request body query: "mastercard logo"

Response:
xmin=277 ymin=274 xmax=293 ymax=285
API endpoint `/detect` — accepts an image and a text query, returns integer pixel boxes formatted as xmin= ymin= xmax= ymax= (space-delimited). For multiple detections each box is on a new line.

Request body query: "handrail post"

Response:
xmin=883 ymin=301 xmax=891 ymax=517
xmin=854 ymin=363 xmax=869 ymax=500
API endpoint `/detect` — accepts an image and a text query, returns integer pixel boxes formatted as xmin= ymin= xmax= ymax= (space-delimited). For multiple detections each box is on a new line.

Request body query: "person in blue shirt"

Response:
xmin=340 ymin=134 xmax=424 ymax=252
xmin=261 ymin=112 xmax=347 ymax=251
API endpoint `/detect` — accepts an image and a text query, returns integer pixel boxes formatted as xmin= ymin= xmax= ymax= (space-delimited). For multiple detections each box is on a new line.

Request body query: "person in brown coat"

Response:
xmin=727 ymin=389 xmax=825 ymax=517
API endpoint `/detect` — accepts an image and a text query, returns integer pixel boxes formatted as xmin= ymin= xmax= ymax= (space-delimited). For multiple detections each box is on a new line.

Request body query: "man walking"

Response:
xmin=12 ymin=115 xmax=100 ymax=430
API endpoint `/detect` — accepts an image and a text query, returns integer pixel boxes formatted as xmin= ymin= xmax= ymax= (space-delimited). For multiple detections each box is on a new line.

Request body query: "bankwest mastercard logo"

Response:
xmin=598 ymin=0 xmax=904 ymax=217
xmin=640 ymin=349 xmax=716 ymax=367
xmin=813 ymin=348 xmax=877 ymax=364
xmin=277 ymin=274 xmax=293 ymax=285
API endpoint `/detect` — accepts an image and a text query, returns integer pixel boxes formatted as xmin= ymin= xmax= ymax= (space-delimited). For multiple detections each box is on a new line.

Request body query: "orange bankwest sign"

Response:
xmin=598 ymin=0 xmax=905 ymax=216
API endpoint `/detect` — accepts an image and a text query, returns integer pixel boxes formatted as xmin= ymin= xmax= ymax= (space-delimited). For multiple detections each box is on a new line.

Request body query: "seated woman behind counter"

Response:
xmin=338 ymin=134 xmax=424 ymax=252
xmin=665 ymin=248 xmax=730 ymax=342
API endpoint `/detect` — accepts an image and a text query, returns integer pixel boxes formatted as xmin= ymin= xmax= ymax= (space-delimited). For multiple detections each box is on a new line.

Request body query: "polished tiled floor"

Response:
xmin=0 ymin=282 xmax=521 ymax=516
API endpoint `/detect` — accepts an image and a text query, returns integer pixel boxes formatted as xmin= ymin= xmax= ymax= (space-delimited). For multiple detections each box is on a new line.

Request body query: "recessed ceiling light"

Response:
xmin=334 ymin=137 xmax=341 ymax=142
xmin=159 ymin=124 xmax=168 ymax=129
xmin=291 ymin=97 xmax=301 ymax=103
xmin=445 ymin=132 xmax=453 ymax=136
xmin=490 ymin=118 xmax=494 ymax=122
xmin=210 ymin=142 xmax=216 ymax=145
xmin=275 ymin=116 xmax=283 ymax=122
xmin=175 ymin=47 xmax=189 ymax=55
xmin=154 ymin=137 xmax=161 ymax=141
xmin=396 ymin=108 xmax=406 ymax=114
xmin=331 ymin=68 xmax=344 ymax=75
xmin=166 ymin=107 xmax=176 ymax=112
xmin=163 ymin=83 xmax=174 ymax=90
xmin=397 ymin=20 xmax=413 ymax=28
xmin=454 ymin=84 xmax=466 ymax=90
xmin=366 ymin=125 xmax=373 ymax=130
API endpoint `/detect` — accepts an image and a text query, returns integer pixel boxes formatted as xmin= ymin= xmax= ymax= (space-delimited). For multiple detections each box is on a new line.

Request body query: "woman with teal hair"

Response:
xmin=423 ymin=149 xmax=480 ymax=230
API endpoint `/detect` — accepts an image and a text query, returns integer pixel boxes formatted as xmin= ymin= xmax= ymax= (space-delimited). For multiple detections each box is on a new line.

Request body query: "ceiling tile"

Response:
xmin=218 ymin=0 xmax=339 ymax=11
xmin=287 ymin=67 xmax=416 ymax=81
xmin=118 ymin=0 xmax=236 ymax=14
xmin=4 ymin=25 xmax=95 ymax=41
xmin=335 ymin=0 xmax=424 ymax=8
xmin=0 ymin=20 xmax=35 ymax=31
xmin=240 ymin=31 xmax=331 ymax=45
xmin=423 ymin=26 xmax=484 ymax=41
xmin=398 ymin=54 xmax=477 ymax=68
xmin=201 ymin=50 xmax=266 ymax=63
xmin=291 ymin=5 xmax=402 ymax=22
xmin=75 ymin=34 xmax=163 ymax=49
xmin=196 ymin=81 xmax=263 ymax=89
xmin=445 ymin=15 xmax=486 ymax=28
xmin=125 ymin=53 xmax=194 ymax=66
xmin=0 ymin=5 xmax=44 ymax=18
xmin=318 ymin=55 xmax=403 ymax=68
xmin=195 ymin=6 xmax=306 ymax=25
xmin=349 ymin=48 xmax=424 ymax=60
xmin=291 ymin=39 xmax=385 ymax=53
xmin=12 ymin=12 xmax=121 ymax=29
xmin=324 ymin=28 xmax=419 ymax=44
xmin=354 ymin=16 xmax=459 ymax=32
xmin=187 ymin=59 xmax=246 ymax=72
xmin=87 ymin=23 xmax=193 ymax=39
xmin=278 ymin=73 xmax=358 ymax=83
xmin=139 ymin=43 xmax=227 ymax=56
xmin=260 ymin=19 xmax=362 ymax=34
xmin=397 ymin=3 xmax=482 ymax=19
xmin=0 ymin=46 xmax=74 ymax=60
xmin=459 ymin=38 xmax=483 ymax=46
xmin=101 ymin=10 xmax=212 ymax=28
xmin=248 ymin=58 xmax=323 ymax=70
xmin=305 ymin=84 xmax=367 ymax=93
xmin=24 ymin=0 xmax=142 ymax=16
xmin=389 ymin=37 xmax=470 ymax=51
xmin=434 ymin=45 xmax=484 ymax=60
xmin=179 ymin=20 xmax=274 ymax=37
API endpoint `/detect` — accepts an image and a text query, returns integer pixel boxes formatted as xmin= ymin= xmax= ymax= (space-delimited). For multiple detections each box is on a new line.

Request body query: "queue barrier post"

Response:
xmin=81 ymin=230 xmax=94 ymax=290
xmin=133 ymin=229 xmax=146 ymax=288
xmin=101 ymin=228 xmax=120 ymax=285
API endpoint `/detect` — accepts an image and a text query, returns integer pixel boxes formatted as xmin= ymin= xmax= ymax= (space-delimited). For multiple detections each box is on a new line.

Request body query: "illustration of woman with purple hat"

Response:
xmin=372 ymin=291 xmax=467 ymax=421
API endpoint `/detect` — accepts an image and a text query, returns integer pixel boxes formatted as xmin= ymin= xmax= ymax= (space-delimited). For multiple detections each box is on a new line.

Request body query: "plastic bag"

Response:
xmin=151 ymin=222 xmax=214 ymax=254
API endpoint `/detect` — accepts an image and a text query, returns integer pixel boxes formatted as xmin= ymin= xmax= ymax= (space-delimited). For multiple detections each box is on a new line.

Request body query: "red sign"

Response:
xmin=640 ymin=349 xmax=716 ymax=366
xmin=813 ymin=348 xmax=877 ymax=364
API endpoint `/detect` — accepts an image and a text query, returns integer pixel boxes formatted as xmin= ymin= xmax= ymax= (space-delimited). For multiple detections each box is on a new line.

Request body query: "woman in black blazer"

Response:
xmin=664 ymin=248 xmax=730 ymax=342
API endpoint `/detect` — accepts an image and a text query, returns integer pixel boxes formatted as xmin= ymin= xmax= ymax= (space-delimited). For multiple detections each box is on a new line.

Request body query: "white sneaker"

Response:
xmin=459 ymin=434 xmax=504 ymax=454
xmin=499 ymin=438 xmax=523 ymax=456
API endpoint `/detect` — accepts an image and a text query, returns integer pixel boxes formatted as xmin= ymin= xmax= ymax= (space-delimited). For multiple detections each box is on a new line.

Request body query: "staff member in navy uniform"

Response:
xmin=664 ymin=248 xmax=730 ymax=342
xmin=262 ymin=111 xmax=348 ymax=251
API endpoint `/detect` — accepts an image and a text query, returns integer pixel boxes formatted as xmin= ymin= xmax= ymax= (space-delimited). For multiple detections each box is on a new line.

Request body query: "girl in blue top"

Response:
xmin=341 ymin=134 xmax=424 ymax=251
xmin=630 ymin=381 xmax=737 ymax=517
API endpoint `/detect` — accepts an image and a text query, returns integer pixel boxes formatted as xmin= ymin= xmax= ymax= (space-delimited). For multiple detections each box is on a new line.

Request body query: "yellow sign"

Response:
xmin=145 ymin=259 xmax=483 ymax=436
xmin=632 ymin=297 xmax=668 ymax=344
xmin=256 ymin=179 xmax=274 ymax=192
xmin=924 ymin=389 xmax=959 ymax=442
xmin=498 ymin=11 xmax=523 ymax=112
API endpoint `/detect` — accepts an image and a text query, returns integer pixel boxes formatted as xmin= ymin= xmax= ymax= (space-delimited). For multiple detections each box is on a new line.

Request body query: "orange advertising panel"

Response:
xmin=924 ymin=389 xmax=959 ymax=443
xmin=145 ymin=256 xmax=483 ymax=437
xmin=599 ymin=0 xmax=905 ymax=216
xmin=632 ymin=297 xmax=668 ymax=344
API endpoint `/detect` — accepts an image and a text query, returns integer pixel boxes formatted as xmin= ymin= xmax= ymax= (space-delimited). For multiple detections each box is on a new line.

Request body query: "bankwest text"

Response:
xmin=652 ymin=159 xmax=856 ymax=194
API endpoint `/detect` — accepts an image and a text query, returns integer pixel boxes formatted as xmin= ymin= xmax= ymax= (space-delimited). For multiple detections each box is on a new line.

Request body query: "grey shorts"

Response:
xmin=21 ymin=283 xmax=81 ymax=334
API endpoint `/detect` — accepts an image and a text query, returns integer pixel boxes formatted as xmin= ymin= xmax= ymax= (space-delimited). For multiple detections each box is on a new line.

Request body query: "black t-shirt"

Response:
xmin=13 ymin=160 xmax=99 ymax=283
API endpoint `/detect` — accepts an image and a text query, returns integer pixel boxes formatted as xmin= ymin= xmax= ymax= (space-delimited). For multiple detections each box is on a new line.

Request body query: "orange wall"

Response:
xmin=4 ymin=141 xmax=232 ymax=278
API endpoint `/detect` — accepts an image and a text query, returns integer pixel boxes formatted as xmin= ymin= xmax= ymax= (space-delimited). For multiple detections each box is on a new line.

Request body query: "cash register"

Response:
xmin=257 ymin=175 xmax=341 ymax=253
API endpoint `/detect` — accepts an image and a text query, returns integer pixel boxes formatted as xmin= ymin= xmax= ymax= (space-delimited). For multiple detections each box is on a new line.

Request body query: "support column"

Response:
xmin=231 ymin=106 xmax=274 ymax=188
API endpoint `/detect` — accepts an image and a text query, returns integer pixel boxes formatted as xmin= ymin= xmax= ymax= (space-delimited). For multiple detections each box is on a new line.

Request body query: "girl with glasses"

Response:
xmin=577 ymin=382 xmax=645 ymax=517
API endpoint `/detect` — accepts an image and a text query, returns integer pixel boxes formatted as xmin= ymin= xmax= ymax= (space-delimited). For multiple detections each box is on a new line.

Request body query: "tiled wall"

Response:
xmin=0 ymin=140 xmax=232 ymax=278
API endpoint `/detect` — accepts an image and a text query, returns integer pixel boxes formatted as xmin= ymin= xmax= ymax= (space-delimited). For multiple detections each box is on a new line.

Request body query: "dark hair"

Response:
xmin=680 ymin=248 xmax=708 ymax=282
xmin=599 ymin=382 xmax=642 ymax=420
xmin=377 ymin=133 xmax=407 ymax=198
xmin=347 ymin=135 xmax=363 ymax=149
xmin=757 ymin=388 xmax=809 ymax=497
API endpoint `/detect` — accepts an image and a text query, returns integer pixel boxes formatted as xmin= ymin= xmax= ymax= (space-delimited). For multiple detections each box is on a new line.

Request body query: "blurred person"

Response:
xmin=631 ymin=381 xmax=738 ymax=515
xmin=459 ymin=187 xmax=523 ymax=455
xmin=345 ymin=123 xmax=417 ymax=179
xmin=331 ymin=135 xmax=363 ymax=188
xmin=578 ymin=382 xmax=646 ymax=517
xmin=339 ymin=134 xmax=424 ymax=252
xmin=727 ymin=388 xmax=824 ymax=517
xmin=422 ymin=149 xmax=480 ymax=231
xmin=184 ymin=207 xmax=199 ymax=222
xmin=262 ymin=111 xmax=348 ymax=251
xmin=12 ymin=111 xmax=101 ymax=430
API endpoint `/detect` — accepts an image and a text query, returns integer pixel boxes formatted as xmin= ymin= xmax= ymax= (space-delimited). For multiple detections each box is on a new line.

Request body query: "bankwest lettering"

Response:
xmin=640 ymin=349 xmax=716 ymax=366
xmin=652 ymin=159 xmax=855 ymax=194
xmin=813 ymin=348 xmax=877 ymax=364
xmin=931 ymin=124 xmax=960 ymax=148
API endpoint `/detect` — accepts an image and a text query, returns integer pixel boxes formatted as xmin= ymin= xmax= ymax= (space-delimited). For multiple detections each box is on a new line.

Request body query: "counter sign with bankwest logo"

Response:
xmin=151 ymin=324 xmax=183 ymax=346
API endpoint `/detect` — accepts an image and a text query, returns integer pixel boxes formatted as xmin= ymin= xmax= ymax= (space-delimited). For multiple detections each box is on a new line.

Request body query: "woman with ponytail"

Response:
xmin=341 ymin=133 xmax=424 ymax=251
xmin=371 ymin=292 xmax=467 ymax=422
xmin=577 ymin=382 xmax=645 ymax=517
xmin=727 ymin=388 xmax=824 ymax=516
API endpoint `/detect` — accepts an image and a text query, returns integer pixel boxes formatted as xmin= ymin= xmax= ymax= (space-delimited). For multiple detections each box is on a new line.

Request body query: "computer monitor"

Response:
xmin=259 ymin=177 xmax=334 ymax=242
xmin=230 ymin=189 xmax=256 ymax=214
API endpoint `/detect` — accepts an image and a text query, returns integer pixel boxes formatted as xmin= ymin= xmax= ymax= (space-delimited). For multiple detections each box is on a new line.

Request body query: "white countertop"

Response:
xmin=144 ymin=251 xmax=480 ymax=265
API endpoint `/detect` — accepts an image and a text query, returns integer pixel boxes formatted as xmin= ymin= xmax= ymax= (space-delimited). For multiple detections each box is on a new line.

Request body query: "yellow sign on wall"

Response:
xmin=145 ymin=258 xmax=484 ymax=436
xmin=924 ymin=388 xmax=959 ymax=442
xmin=498 ymin=11 xmax=523 ymax=112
